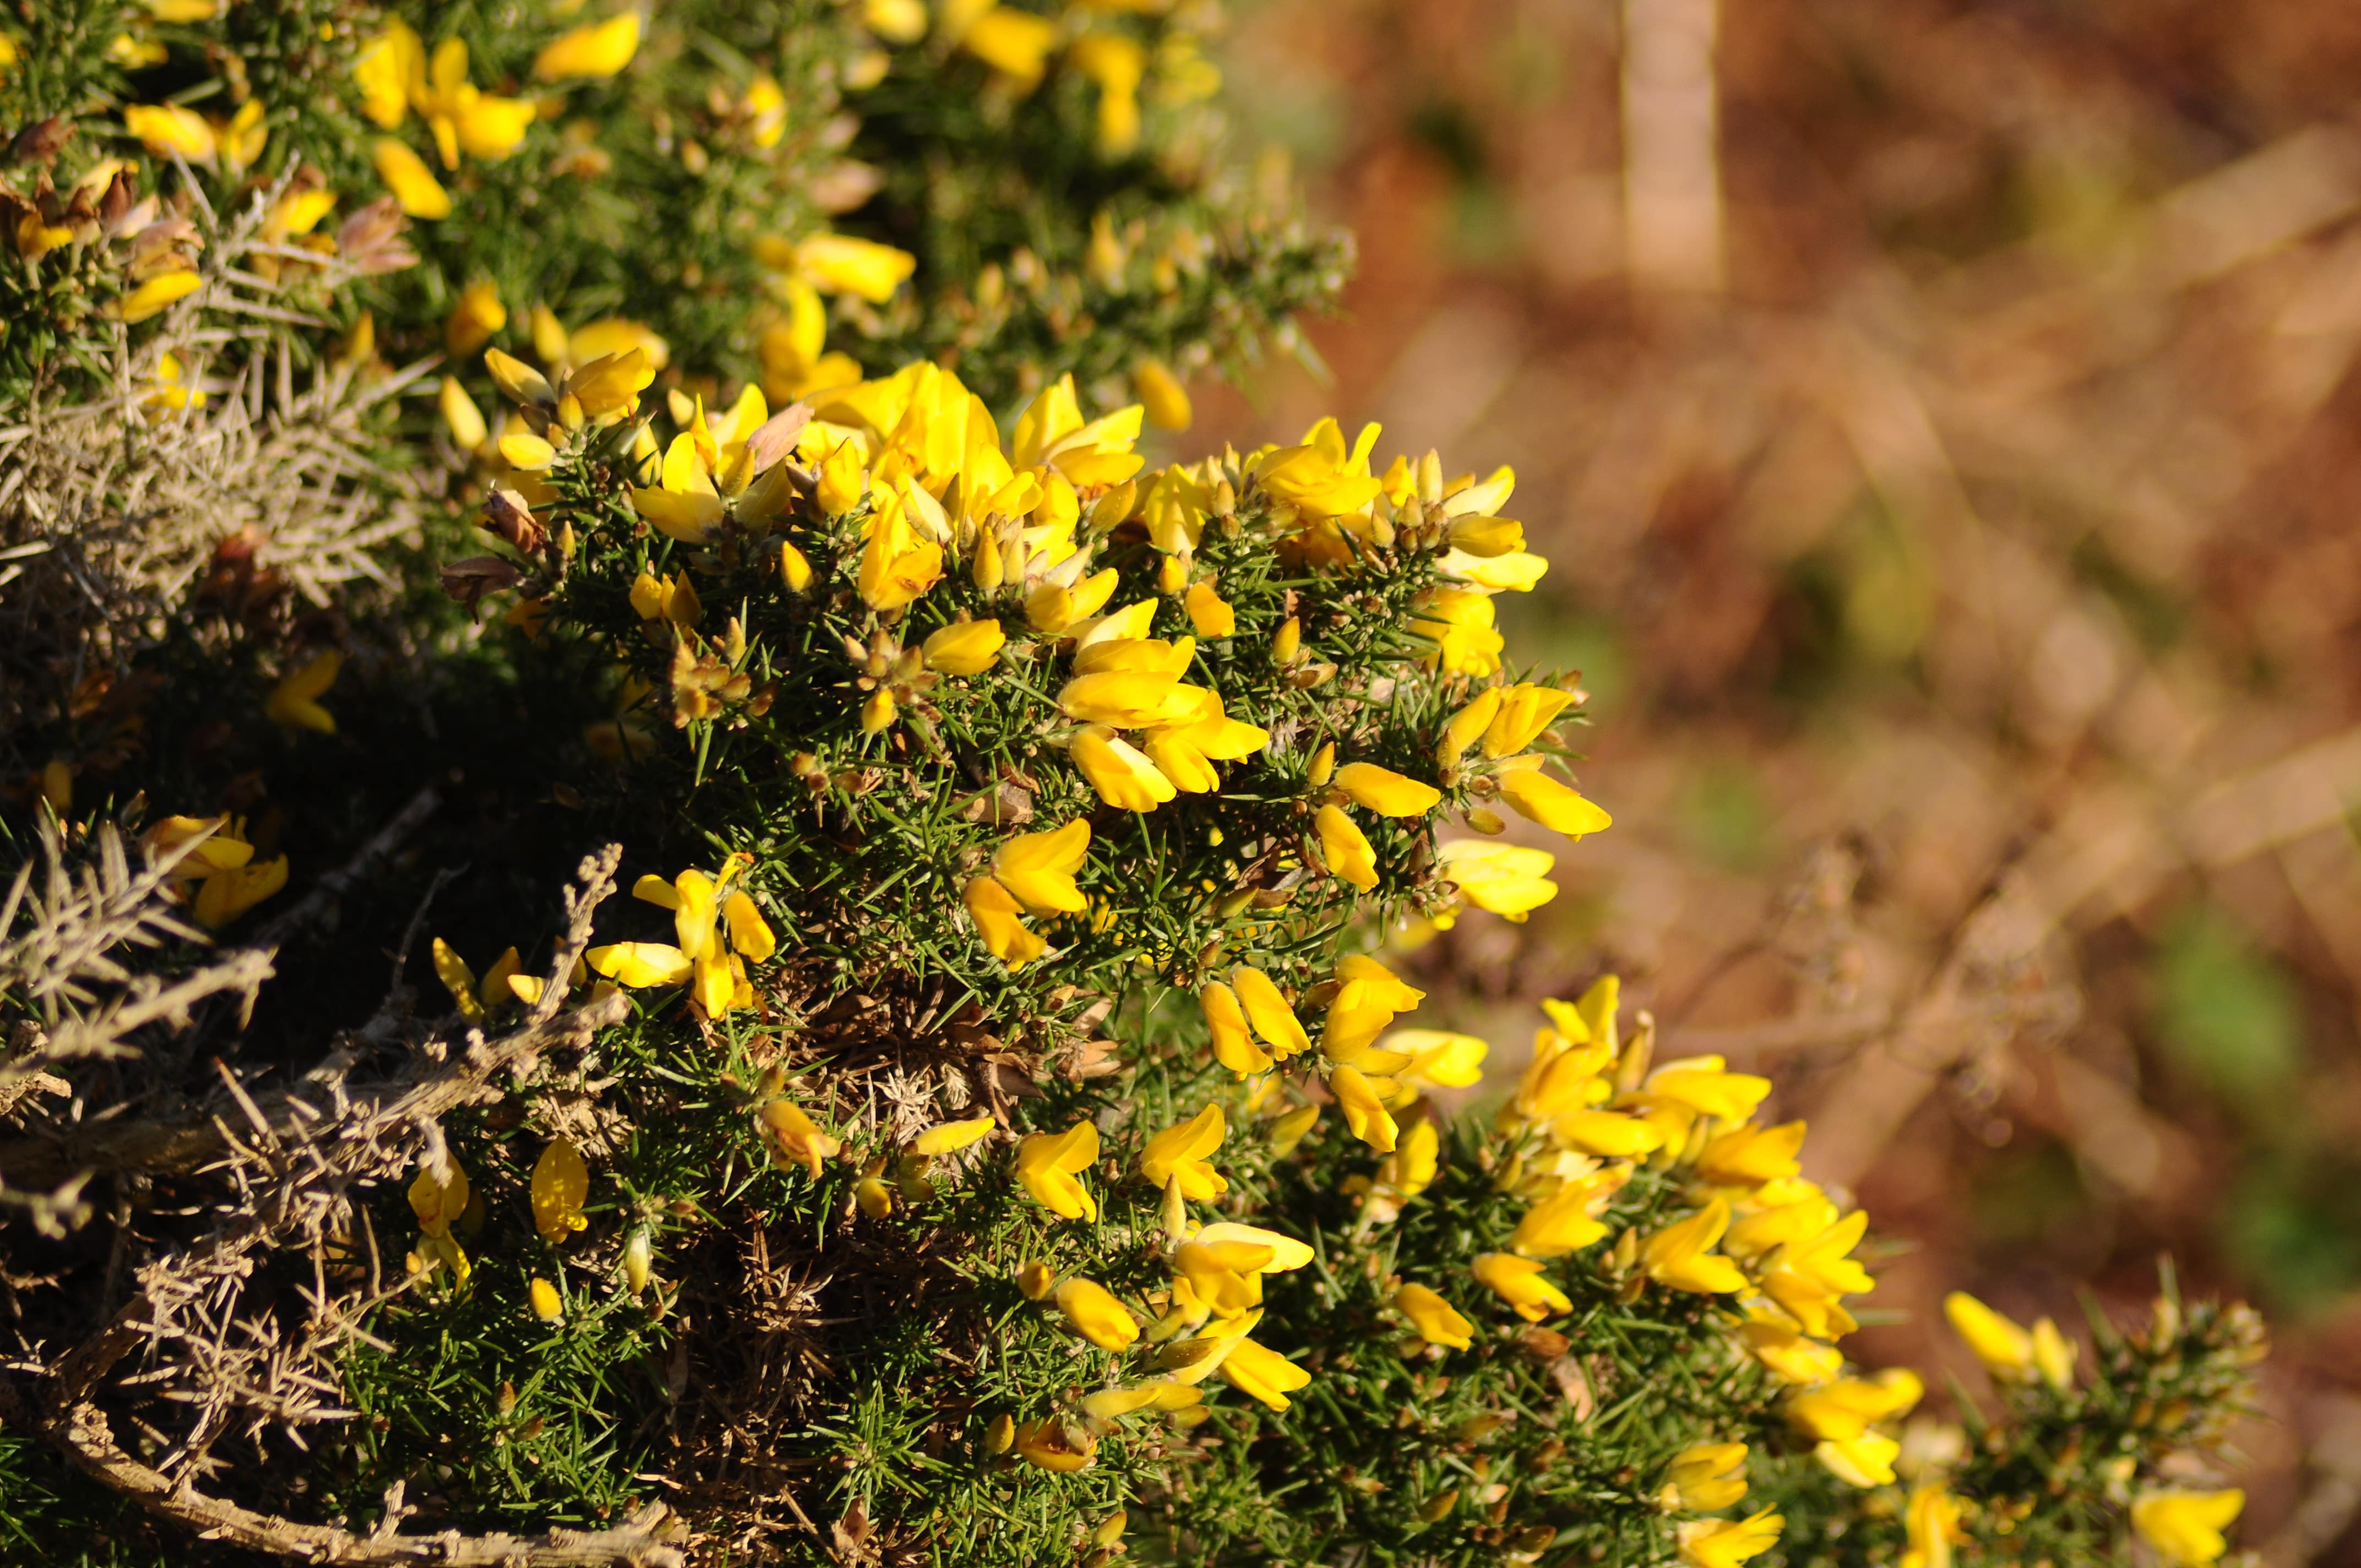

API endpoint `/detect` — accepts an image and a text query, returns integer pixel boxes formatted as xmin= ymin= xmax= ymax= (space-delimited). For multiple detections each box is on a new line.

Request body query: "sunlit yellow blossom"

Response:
xmin=588 ymin=857 xmax=773 ymax=1016
xmin=1135 ymin=359 xmax=1192 ymax=430
xmin=1665 ymin=1443 xmax=1749 ymax=1512
xmin=964 ymin=876 xmax=1046 ymax=967
xmin=1315 ymin=804 xmax=1378 ymax=889
xmin=1697 ymin=1121 xmax=1807 ymax=1186
xmin=1069 ymin=31 xmax=1145 ymax=156
xmin=1375 ymin=1117 xmax=1439 ymax=1198
xmin=1485 ymin=683 xmax=1576 ymax=758
xmin=1410 ymin=587 xmax=1503 ymax=674
xmin=531 ymin=1139 xmax=590 ymax=1245
xmin=1472 ymin=1251 xmax=1571 ymax=1321
xmin=959 ymin=5 xmax=1058 ymax=86
xmin=533 ymin=12 xmax=640 ymax=80
xmin=529 ymin=1276 xmax=562 ymax=1320
xmin=1218 ymin=1335 xmax=1312 ymax=1411
xmin=1200 ymin=981 xmax=1271 ymax=1076
xmin=757 ymin=1096 xmax=841 ymax=1177
xmin=1183 ymin=577 xmax=1235 ymax=636
xmin=1141 ymin=1104 xmax=1227 ymax=1200
xmin=444 ymin=281 xmax=505 ymax=357
xmin=1070 ymin=725 xmax=1176 ymax=811
xmin=1497 ymin=766 xmax=1612 ymax=839
xmin=1787 ymin=1371 xmax=1924 ymax=1443
xmin=1013 ymin=1419 xmax=1097 ymax=1472
xmin=988 ymin=818 xmax=1090 ymax=915
xmin=1015 ymin=1120 xmax=1100 ymax=1221
xmin=1054 ymin=1277 xmax=1140 ymax=1349
xmin=1395 ymin=1282 xmax=1472 ymax=1349
xmin=1232 ymin=967 xmax=1310 ymax=1060
xmin=2131 ymin=1491 xmax=2244 ymax=1568
xmin=1815 ymin=1431 xmax=1900 ymax=1488
xmin=1329 ymin=1064 xmax=1398 ymax=1152
xmin=2032 ymin=1316 xmax=2077 ymax=1392
xmin=792 ymin=233 xmax=917 ymax=302
xmin=1511 ymin=1177 xmax=1612 ymax=1259
xmin=1760 ymin=1209 xmax=1872 ymax=1337
xmin=1902 ymin=1487 xmax=1965 ymax=1568
xmin=116 ymin=271 xmax=203 ymax=324
xmin=1257 ymin=418 xmax=1383 ymax=518
xmin=1943 ymin=1291 xmax=2034 ymax=1380
xmin=1738 ymin=1316 xmax=1846 ymax=1385
xmin=265 ymin=650 xmax=342 ymax=733
xmin=912 ymin=1115 xmax=995 ymax=1157
xmin=1335 ymin=763 xmax=1441 ymax=817
xmin=1678 ymin=1509 xmax=1783 ymax=1568
xmin=1435 ymin=840 xmax=1557 ymax=920
xmin=124 ymin=103 xmax=214 ymax=161
xmin=1644 ymin=1056 xmax=1772 ymax=1121
xmin=1642 ymin=1199 xmax=1748 ymax=1294
xmin=1324 ymin=959 xmax=1429 ymax=1062
xmin=372 ymin=138 xmax=451 ymax=219
xmin=923 ymin=617 xmax=1005 ymax=675
xmin=439 ymin=377 xmax=488 ymax=450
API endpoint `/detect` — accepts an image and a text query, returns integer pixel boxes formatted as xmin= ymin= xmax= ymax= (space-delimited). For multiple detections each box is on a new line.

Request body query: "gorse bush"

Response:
xmin=0 ymin=4 xmax=2265 ymax=1567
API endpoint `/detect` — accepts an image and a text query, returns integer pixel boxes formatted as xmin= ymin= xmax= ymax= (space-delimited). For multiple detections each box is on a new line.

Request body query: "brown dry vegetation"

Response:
xmin=1194 ymin=1 xmax=2361 ymax=1560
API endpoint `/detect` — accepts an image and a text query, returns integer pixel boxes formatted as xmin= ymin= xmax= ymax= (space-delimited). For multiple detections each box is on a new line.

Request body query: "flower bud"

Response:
xmin=1271 ymin=616 xmax=1301 ymax=666
xmin=1307 ymin=741 xmax=1335 ymax=787
xmin=985 ymin=1413 xmax=1015 ymax=1455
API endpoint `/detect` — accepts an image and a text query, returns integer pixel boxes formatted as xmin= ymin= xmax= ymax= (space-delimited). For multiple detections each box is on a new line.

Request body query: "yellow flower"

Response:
xmin=793 ymin=233 xmax=917 ymax=303
xmin=145 ymin=814 xmax=288 ymax=929
xmin=529 ymin=1276 xmax=563 ymax=1320
xmin=2132 ymin=1491 xmax=2244 ymax=1568
xmin=1644 ymin=1056 xmax=1773 ymax=1121
xmin=1435 ymin=840 xmax=1557 ymax=920
xmin=1665 ymin=1442 xmax=1749 ymax=1512
xmin=407 ymin=1155 xmax=470 ymax=1236
xmin=353 ymin=24 xmax=422 ymax=128
xmin=533 ymin=12 xmax=640 ymax=80
xmin=1071 ymin=725 xmax=1176 ymax=812
xmin=1315 ymin=804 xmax=1379 ymax=890
xmin=1069 ymin=31 xmax=1145 ymax=156
xmin=124 ymin=103 xmax=215 ymax=161
xmin=1511 ymin=1178 xmax=1611 ymax=1259
xmin=1395 ymin=1282 xmax=1472 ymax=1349
xmin=531 ymin=1139 xmax=590 ymax=1245
xmin=1485 ymin=683 xmax=1576 ymax=758
xmin=1410 ymin=588 xmax=1503 ymax=674
xmin=1901 ymin=1487 xmax=1965 ymax=1568
xmin=1472 ymin=1252 xmax=1571 ymax=1321
xmin=1677 ymin=1509 xmax=1783 ymax=1568
xmin=1135 ymin=360 xmax=1192 ymax=431
xmin=445 ymin=280 xmax=505 ymax=356
xmin=1054 ymin=1277 xmax=1140 ymax=1349
xmin=1815 ymin=1431 xmax=1900 ymax=1488
xmin=1497 ymin=766 xmax=1612 ymax=839
xmin=913 ymin=1115 xmax=995 ymax=1157
xmin=1786 ymin=1371 xmax=1924 ymax=1443
xmin=1013 ymin=1418 xmax=1098 ymax=1472
xmin=1738 ymin=1317 xmax=1845 ymax=1385
xmin=1760 ymin=1209 xmax=1872 ymax=1338
xmin=959 ymin=6 xmax=1059 ymax=86
xmin=430 ymin=938 xmax=530 ymax=1022
xmin=1334 ymin=763 xmax=1441 ymax=817
xmin=628 ymin=570 xmax=701 ymax=627
xmin=2032 ymin=1316 xmax=2077 ymax=1392
xmin=1232 ymin=967 xmax=1310 ymax=1060
xmin=1141 ymin=1104 xmax=1227 ymax=1200
xmin=1195 ymin=1221 xmax=1314 ymax=1271
xmin=1218 ymin=1336 xmax=1312 ymax=1411
xmin=1696 ymin=1121 xmax=1807 ymax=1186
xmin=923 ymin=617 xmax=1005 ymax=675
xmin=439 ymin=377 xmax=488 ymax=450
xmin=989 ymin=818 xmax=1090 ymax=915
xmin=1383 ymin=1029 xmax=1488 ymax=1090
xmin=863 ymin=0 xmax=928 ymax=44
xmin=1256 ymin=419 xmax=1383 ymax=518
xmin=964 ymin=876 xmax=1046 ymax=967
xmin=1330 ymin=1063 xmax=1399 ymax=1152
xmin=1323 ymin=958 xmax=1429 ymax=1062
xmin=1374 ymin=1117 xmax=1439 ymax=1197
xmin=757 ymin=1095 xmax=842 ymax=1177
xmin=116 ymin=271 xmax=203 ymax=324
xmin=1015 ymin=1120 xmax=1100 ymax=1221
xmin=1183 ymin=577 xmax=1234 ymax=637
xmin=372 ymin=138 xmax=451 ymax=219
xmin=1643 ymin=1199 xmax=1748 ymax=1294
xmin=1943 ymin=1291 xmax=2034 ymax=1379
xmin=265 ymin=649 xmax=342 ymax=733
xmin=589 ymin=857 xmax=775 ymax=1016
xmin=1200 ymin=981 xmax=1271 ymax=1076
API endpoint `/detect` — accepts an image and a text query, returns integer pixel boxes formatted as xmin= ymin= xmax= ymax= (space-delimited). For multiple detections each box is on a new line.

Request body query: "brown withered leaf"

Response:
xmin=438 ymin=556 xmax=522 ymax=608
xmin=335 ymin=195 xmax=417 ymax=275
xmin=957 ymin=781 xmax=1033 ymax=825
xmin=742 ymin=403 xmax=813 ymax=475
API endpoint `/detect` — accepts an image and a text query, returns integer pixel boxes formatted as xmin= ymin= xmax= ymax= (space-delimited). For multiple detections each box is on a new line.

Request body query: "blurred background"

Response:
xmin=1192 ymin=1 xmax=2361 ymax=1558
